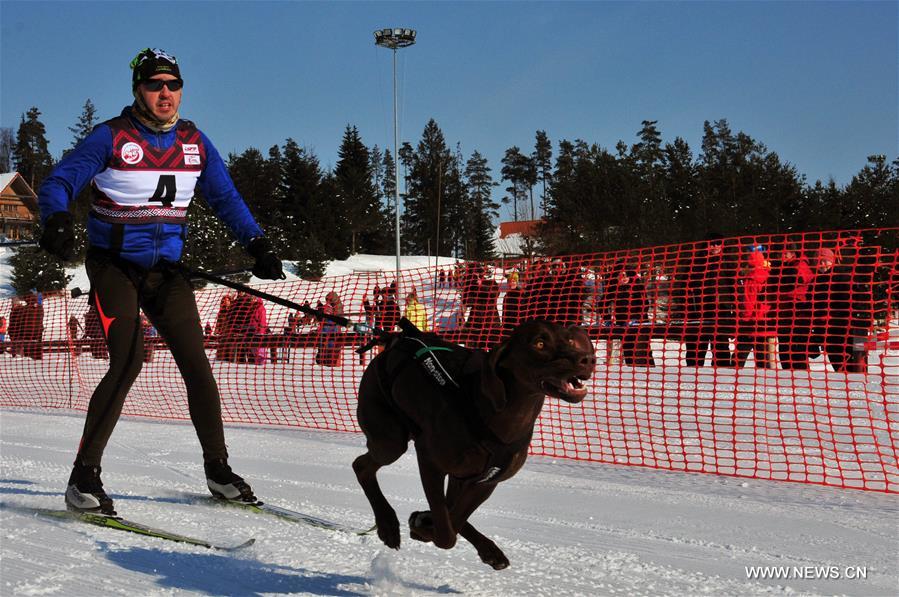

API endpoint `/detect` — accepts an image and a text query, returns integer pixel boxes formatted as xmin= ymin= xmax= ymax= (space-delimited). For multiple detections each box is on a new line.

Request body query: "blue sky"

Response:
xmin=2 ymin=1 xmax=896 ymax=221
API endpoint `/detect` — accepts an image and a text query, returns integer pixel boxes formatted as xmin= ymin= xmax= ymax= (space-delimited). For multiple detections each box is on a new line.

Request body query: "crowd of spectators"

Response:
xmin=429 ymin=233 xmax=887 ymax=373
xmin=2 ymin=292 xmax=44 ymax=360
xmin=1 ymin=233 xmax=892 ymax=374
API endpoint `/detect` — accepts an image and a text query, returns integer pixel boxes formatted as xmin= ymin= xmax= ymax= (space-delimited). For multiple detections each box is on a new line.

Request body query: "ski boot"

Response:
xmin=65 ymin=461 xmax=116 ymax=516
xmin=205 ymin=459 xmax=257 ymax=502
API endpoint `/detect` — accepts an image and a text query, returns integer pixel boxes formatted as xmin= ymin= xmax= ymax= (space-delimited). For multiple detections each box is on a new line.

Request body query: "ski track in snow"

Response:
xmin=1 ymin=410 xmax=897 ymax=596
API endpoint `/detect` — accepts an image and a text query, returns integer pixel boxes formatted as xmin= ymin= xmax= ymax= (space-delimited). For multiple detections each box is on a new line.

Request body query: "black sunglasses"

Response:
xmin=141 ymin=78 xmax=183 ymax=92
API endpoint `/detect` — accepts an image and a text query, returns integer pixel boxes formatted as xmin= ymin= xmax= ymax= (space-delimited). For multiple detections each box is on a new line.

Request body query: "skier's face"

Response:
xmin=139 ymin=74 xmax=182 ymax=121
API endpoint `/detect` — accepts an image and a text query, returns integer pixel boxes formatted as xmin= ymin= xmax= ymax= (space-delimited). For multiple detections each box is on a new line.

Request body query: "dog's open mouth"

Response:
xmin=541 ymin=375 xmax=589 ymax=402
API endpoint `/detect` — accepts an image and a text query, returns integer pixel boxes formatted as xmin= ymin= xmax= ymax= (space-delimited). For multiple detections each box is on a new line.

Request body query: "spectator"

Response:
xmin=810 ymin=246 xmax=848 ymax=371
xmin=674 ymin=233 xmax=736 ymax=367
xmin=8 ymin=298 xmax=27 ymax=357
xmin=214 ymin=295 xmax=235 ymax=362
xmin=403 ymin=289 xmax=429 ymax=331
xmin=21 ymin=293 xmax=44 ymax=360
xmin=228 ymin=293 xmax=258 ymax=364
xmin=362 ymin=295 xmax=376 ymax=329
xmin=811 ymin=243 xmax=874 ymax=373
xmin=248 ymin=297 xmax=268 ymax=365
xmin=377 ymin=283 xmax=401 ymax=332
xmin=501 ymin=272 xmax=525 ymax=333
xmin=607 ymin=266 xmax=656 ymax=367
xmin=280 ymin=312 xmax=302 ymax=364
xmin=204 ymin=322 xmax=213 ymax=339
xmin=460 ymin=265 xmax=502 ymax=349
xmin=298 ymin=301 xmax=316 ymax=326
xmin=772 ymin=242 xmax=814 ymax=369
xmin=316 ymin=291 xmax=344 ymax=367
xmin=846 ymin=245 xmax=877 ymax=373
xmin=735 ymin=245 xmax=776 ymax=368
xmin=68 ymin=315 xmax=83 ymax=356
xmin=141 ymin=314 xmax=157 ymax=363
xmin=83 ymin=303 xmax=109 ymax=359
xmin=435 ymin=302 xmax=466 ymax=340
xmin=558 ymin=261 xmax=589 ymax=327
xmin=527 ymin=259 xmax=554 ymax=321
xmin=0 ymin=314 xmax=6 ymax=354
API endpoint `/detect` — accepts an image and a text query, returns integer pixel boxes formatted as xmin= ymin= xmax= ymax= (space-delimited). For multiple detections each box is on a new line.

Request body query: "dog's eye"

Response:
xmin=534 ymin=339 xmax=545 ymax=350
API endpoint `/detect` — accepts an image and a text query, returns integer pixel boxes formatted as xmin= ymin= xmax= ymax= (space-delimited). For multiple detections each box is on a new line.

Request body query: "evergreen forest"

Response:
xmin=3 ymin=102 xmax=897 ymax=292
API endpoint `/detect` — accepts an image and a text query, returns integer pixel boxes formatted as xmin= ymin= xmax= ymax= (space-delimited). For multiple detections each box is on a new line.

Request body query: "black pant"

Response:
xmin=75 ymin=251 xmax=228 ymax=466
xmin=684 ymin=330 xmax=732 ymax=367
xmin=622 ymin=328 xmax=655 ymax=367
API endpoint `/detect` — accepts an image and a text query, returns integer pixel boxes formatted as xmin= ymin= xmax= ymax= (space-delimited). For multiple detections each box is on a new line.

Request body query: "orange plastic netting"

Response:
xmin=1 ymin=228 xmax=896 ymax=492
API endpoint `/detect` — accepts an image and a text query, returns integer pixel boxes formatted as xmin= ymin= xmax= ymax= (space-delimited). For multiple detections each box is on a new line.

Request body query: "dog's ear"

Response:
xmin=479 ymin=341 xmax=509 ymax=412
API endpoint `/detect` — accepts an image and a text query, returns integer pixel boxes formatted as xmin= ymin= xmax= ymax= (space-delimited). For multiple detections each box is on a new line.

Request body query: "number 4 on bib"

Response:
xmin=150 ymin=175 xmax=177 ymax=207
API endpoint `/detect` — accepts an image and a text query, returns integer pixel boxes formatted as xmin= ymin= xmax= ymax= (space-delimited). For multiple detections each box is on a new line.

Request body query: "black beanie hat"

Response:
xmin=130 ymin=48 xmax=181 ymax=88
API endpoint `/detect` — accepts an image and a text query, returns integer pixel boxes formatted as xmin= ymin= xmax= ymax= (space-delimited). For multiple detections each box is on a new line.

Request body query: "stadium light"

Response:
xmin=374 ymin=27 xmax=416 ymax=283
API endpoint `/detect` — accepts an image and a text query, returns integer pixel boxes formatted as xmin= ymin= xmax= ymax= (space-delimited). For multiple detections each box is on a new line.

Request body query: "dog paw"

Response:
xmin=376 ymin=513 xmax=401 ymax=549
xmin=408 ymin=511 xmax=434 ymax=543
xmin=478 ymin=544 xmax=510 ymax=570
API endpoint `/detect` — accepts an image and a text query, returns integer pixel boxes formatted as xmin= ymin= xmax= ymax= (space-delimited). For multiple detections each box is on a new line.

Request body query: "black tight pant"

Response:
xmin=76 ymin=252 xmax=227 ymax=466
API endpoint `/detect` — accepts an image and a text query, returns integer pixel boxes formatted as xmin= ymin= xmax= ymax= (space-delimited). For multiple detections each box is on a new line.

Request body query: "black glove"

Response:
xmin=39 ymin=211 xmax=76 ymax=261
xmin=247 ymin=237 xmax=285 ymax=280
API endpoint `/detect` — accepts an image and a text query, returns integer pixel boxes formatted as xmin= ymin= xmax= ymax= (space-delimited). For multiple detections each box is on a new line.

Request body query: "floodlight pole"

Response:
xmin=374 ymin=28 xmax=416 ymax=286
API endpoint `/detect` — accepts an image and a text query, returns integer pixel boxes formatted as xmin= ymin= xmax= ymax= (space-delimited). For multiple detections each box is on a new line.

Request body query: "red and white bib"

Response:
xmin=91 ymin=117 xmax=206 ymax=224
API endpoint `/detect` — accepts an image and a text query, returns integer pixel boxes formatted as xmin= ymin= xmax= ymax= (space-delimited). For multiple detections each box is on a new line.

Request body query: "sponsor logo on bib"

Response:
xmin=184 ymin=155 xmax=201 ymax=165
xmin=182 ymin=143 xmax=199 ymax=154
xmin=121 ymin=142 xmax=144 ymax=165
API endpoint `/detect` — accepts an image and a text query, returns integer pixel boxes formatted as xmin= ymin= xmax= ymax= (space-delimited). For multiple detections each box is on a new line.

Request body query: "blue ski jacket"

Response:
xmin=38 ymin=107 xmax=263 ymax=269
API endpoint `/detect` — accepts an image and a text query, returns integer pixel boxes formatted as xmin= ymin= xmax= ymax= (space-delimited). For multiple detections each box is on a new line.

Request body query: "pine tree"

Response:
xmin=843 ymin=154 xmax=898 ymax=229
xmin=66 ymin=99 xmax=98 ymax=154
xmin=65 ymin=99 xmax=101 ymax=261
xmin=13 ymin=107 xmax=54 ymax=190
xmin=334 ymin=125 xmax=379 ymax=254
xmin=369 ymin=144 xmax=384 ymax=204
xmin=381 ymin=148 xmax=397 ymax=209
xmin=181 ymin=195 xmax=248 ymax=283
xmin=227 ymin=147 xmax=279 ymax=232
xmin=10 ymin=240 xmax=71 ymax=294
xmin=534 ymin=130 xmax=552 ymax=218
xmin=279 ymin=138 xmax=324 ymax=258
xmin=664 ymin=137 xmax=699 ymax=237
xmin=630 ymin=120 xmax=675 ymax=244
xmin=439 ymin=144 xmax=469 ymax=258
xmin=542 ymin=141 xmax=632 ymax=252
xmin=0 ymin=127 xmax=14 ymax=173
xmin=361 ymin=143 xmax=395 ymax=255
xmin=501 ymin=146 xmax=527 ymax=221
xmin=402 ymin=119 xmax=452 ymax=254
xmin=463 ymin=150 xmax=499 ymax=260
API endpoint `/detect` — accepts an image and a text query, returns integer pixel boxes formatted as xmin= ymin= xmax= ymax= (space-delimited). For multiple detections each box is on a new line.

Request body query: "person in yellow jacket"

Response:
xmin=404 ymin=289 xmax=429 ymax=331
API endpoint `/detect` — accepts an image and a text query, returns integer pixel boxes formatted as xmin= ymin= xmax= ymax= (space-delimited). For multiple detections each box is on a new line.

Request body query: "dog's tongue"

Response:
xmin=563 ymin=380 xmax=588 ymax=399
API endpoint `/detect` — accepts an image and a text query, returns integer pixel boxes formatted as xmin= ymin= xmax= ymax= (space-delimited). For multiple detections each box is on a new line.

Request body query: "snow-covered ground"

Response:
xmin=2 ymin=409 xmax=897 ymax=596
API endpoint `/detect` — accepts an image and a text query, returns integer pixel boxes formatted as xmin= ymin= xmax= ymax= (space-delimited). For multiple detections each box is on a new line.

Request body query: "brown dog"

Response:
xmin=353 ymin=319 xmax=595 ymax=569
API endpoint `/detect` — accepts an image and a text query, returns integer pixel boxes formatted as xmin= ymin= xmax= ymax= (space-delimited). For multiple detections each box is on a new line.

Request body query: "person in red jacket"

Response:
xmin=0 ymin=314 xmax=7 ymax=354
xmin=735 ymin=245 xmax=776 ymax=368
xmin=773 ymin=242 xmax=815 ymax=369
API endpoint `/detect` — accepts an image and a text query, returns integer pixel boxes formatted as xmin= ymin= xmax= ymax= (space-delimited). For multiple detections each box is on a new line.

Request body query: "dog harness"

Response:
xmin=378 ymin=321 xmax=532 ymax=484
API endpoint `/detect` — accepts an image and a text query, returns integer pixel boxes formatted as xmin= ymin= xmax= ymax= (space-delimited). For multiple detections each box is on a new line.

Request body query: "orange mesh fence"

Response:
xmin=1 ymin=228 xmax=897 ymax=492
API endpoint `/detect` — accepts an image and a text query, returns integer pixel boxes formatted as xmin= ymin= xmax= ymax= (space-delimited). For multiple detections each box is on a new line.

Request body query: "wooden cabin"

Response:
xmin=0 ymin=172 xmax=39 ymax=241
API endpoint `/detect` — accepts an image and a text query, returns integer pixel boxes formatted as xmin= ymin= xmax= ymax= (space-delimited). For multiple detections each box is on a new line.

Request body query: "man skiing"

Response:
xmin=37 ymin=48 xmax=284 ymax=516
